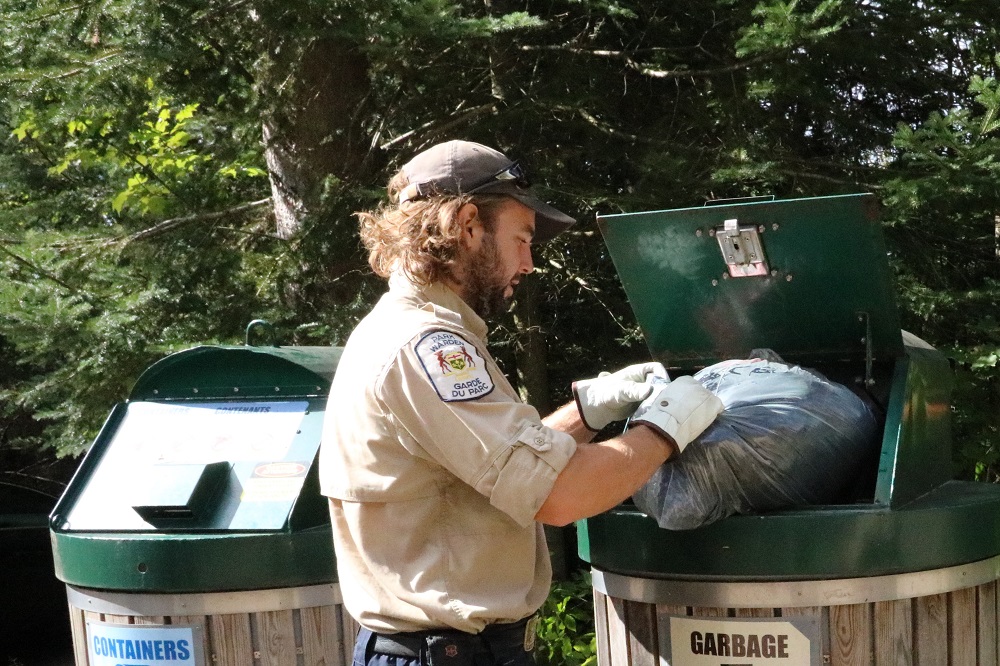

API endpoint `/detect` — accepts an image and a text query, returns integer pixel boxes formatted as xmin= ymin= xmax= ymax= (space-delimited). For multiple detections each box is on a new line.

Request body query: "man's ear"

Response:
xmin=457 ymin=202 xmax=485 ymax=251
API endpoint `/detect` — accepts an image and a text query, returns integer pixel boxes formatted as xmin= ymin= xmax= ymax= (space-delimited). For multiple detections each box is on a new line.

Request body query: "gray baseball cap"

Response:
xmin=398 ymin=140 xmax=576 ymax=242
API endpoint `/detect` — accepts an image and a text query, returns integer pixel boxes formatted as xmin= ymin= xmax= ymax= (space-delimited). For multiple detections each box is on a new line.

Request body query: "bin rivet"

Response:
xmin=722 ymin=273 xmax=729 ymax=280
xmin=192 ymin=388 xmax=199 ymax=394
xmin=785 ymin=274 xmax=793 ymax=282
xmin=758 ymin=225 xmax=765 ymax=233
xmin=772 ymin=223 xmax=780 ymax=231
xmin=233 ymin=387 xmax=240 ymax=393
xmin=771 ymin=269 xmax=779 ymax=276
xmin=275 ymin=387 xmax=281 ymax=392
xmin=152 ymin=389 xmax=159 ymax=395
xmin=137 ymin=563 xmax=148 ymax=573
xmin=711 ymin=279 xmax=719 ymax=287
xmin=860 ymin=337 xmax=867 ymax=344
xmin=660 ymin=400 xmax=670 ymax=407
xmin=253 ymin=651 xmax=261 ymax=659
xmin=296 ymin=648 xmax=305 ymax=655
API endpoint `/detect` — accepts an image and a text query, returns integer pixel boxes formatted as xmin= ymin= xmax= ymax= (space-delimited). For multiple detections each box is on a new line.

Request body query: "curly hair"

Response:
xmin=357 ymin=169 xmax=510 ymax=285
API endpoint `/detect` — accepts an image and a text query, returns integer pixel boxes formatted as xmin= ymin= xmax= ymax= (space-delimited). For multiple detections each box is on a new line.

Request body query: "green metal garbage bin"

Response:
xmin=580 ymin=194 xmax=1000 ymax=665
xmin=50 ymin=337 xmax=354 ymax=666
xmin=1 ymin=483 xmax=73 ymax=662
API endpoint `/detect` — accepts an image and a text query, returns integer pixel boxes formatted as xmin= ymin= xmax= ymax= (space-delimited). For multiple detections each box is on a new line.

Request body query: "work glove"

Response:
xmin=573 ymin=362 xmax=668 ymax=431
xmin=627 ymin=376 xmax=724 ymax=454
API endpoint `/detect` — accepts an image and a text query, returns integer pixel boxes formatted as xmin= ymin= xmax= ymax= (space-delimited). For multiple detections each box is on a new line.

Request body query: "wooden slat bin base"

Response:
xmin=593 ymin=561 xmax=1000 ymax=666
xmin=65 ymin=583 xmax=357 ymax=666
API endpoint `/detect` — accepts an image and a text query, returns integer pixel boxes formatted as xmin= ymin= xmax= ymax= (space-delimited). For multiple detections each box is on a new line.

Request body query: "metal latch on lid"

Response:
xmin=716 ymin=218 xmax=769 ymax=278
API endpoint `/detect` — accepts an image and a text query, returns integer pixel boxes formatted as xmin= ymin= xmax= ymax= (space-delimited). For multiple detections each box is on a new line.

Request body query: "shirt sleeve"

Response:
xmin=376 ymin=329 xmax=577 ymax=527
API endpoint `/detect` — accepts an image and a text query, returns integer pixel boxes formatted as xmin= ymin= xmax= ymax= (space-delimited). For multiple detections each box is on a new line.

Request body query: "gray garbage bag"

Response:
xmin=631 ymin=353 xmax=880 ymax=530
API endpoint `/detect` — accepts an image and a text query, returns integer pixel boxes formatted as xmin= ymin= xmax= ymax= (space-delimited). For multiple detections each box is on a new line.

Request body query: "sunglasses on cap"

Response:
xmin=467 ymin=161 xmax=531 ymax=193
xmin=399 ymin=161 xmax=531 ymax=204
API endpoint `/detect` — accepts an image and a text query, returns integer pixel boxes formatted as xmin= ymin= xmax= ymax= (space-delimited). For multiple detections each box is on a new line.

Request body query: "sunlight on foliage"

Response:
xmin=536 ymin=572 xmax=598 ymax=666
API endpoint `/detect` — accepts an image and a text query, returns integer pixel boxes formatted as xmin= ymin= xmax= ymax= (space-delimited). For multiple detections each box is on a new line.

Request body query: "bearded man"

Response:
xmin=319 ymin=140 xmax=722 ymax=666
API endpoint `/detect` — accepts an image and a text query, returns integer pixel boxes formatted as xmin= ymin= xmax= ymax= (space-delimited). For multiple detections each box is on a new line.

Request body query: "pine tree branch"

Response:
xmin=519 ymin=44 xmax=771 ymax=79
xmin=113 ymin=197 xmax=272 ymax=247
xmin=562 ymin=106 xmax=647 ymax=144
xmin=20 ymin=3 xmax=84 ymax=24
xmin=45 ymin=50 xmax=125 ymax=81
xmin=0 ymin=242 xmax=91 ymax=298
xmin=191 ymin=0 xmax=253 ymax=26
xmin=379 ymin=102 xmax=498 ymax=151
xmin=776 ymin=168 xmax=883 ymax=189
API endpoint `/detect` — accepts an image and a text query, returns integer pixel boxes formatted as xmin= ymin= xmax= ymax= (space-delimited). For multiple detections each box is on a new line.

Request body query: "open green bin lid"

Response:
xmin=579 ymin=194 xmax=1000 ymax=580
xmin=50 ymin=344 xmax=341 ymax=593
xmin=598 ymin=193 xmax=903 ymax=368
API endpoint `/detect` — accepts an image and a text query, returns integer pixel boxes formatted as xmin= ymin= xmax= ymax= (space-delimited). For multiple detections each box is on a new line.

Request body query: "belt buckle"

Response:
xmin=523 ymin=615 xmax=539 ymax=652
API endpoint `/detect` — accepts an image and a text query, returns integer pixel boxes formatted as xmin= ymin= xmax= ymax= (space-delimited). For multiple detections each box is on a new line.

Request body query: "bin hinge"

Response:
xmin=716 ymin=218 xmax=769 ymax=278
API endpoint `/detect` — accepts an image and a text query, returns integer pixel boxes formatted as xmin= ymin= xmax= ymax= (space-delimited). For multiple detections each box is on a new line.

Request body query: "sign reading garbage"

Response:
xmin=665 ymin=616 xmax=821 ymax=665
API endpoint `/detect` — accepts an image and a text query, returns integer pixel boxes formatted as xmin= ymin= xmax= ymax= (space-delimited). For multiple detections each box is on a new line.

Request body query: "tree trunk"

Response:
xmin=262 ymin=38 xmax=372 ymax=239
xmin=512 ymin=272 xmax=553 ymax=415
xmin=485 ymin=2 xmax=554 ymax=414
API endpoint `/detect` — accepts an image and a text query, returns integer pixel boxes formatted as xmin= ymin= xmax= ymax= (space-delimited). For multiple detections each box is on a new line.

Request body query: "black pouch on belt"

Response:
xmin=425 ymin=633 xmax=481 ymax=666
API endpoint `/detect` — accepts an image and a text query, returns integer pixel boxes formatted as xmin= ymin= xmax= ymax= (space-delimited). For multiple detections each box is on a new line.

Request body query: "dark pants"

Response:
xmin=353 ymin=620 xmax=536 ymax=666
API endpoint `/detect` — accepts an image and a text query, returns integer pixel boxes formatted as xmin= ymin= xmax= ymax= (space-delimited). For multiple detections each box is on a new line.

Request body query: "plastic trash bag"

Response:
xmin=631 ymin=351 xmax=880 ymax=530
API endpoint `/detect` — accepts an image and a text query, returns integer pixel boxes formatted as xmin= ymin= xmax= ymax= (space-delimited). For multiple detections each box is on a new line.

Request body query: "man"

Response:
xmin=319 ymin=140 xmax=722 ymax=666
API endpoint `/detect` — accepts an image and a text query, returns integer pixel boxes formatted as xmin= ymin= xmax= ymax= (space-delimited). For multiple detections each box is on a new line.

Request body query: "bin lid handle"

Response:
xmin=702 ymin=194 xmax=775 ymax=207
xmin=245 ymin=319 xmax=279 ymax=347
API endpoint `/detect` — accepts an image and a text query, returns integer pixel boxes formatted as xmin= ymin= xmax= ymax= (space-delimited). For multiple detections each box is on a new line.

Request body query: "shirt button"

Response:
xmin=531 ymin=436 xmax=550 ymax=451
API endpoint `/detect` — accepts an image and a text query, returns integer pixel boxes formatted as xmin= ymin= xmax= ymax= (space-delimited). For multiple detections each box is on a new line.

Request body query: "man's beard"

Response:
xmin=464 ymin=232 xmax=511 ymax=319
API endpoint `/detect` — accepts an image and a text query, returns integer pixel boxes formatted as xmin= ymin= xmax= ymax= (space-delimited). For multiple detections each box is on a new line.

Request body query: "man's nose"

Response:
xmin=520 ymin=245 xmax=534 ymax=274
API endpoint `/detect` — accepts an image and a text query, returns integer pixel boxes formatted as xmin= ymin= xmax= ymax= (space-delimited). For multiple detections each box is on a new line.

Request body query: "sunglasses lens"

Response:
xmin=467 ymin=161 xmax=531 ymax=193
xmin=500 ymin=162 xmax=530 ymax=188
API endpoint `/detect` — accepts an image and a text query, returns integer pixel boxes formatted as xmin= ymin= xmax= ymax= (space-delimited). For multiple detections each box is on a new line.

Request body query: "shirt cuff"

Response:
xmin=488 ymin=422 xmax=577 ymax=527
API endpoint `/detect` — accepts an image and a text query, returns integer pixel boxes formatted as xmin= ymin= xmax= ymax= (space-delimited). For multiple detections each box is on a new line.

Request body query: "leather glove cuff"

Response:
xmin=627 ymin=376 xmax=724 ymax=454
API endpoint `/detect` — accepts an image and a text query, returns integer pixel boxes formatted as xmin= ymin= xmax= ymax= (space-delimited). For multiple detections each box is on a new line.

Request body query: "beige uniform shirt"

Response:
xmin=319 ymin=273 xmax=577 ymax=634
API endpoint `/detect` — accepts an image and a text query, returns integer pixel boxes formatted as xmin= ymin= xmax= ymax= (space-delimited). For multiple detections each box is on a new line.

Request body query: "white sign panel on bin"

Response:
xmin=86 ymin=621 xmax=204 ymax=666
xmin=666 ymin=616 xmax=821 ymax=665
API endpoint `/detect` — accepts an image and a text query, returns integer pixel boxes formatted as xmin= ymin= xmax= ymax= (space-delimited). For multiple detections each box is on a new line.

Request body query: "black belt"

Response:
xmin=372 ymin=616 xmax=534 ymax=659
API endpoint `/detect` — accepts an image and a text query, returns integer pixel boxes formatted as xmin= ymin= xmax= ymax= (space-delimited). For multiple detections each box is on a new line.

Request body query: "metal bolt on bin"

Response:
xmin=579 ymin=194 xmax=1000 ymax=665
xmin=50 ymin=321 xmax=356 ymax=666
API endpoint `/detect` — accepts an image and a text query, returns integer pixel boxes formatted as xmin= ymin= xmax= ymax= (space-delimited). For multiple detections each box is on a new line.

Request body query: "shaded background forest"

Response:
xmin=2 ymin=0 xmax=1000 ymax=493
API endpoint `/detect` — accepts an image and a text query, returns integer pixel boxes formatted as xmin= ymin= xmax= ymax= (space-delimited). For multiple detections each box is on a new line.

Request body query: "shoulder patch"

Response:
xmin=415 ymin=330 xmax=495 ymax=402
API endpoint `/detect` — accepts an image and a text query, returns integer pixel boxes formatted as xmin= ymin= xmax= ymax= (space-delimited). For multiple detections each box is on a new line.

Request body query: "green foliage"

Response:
xmin=535 ymin=572 xmax=597 ymax=666
xmin=737 ymin=0 xmax=847 ymax=57
xmin=2 ymin=0 xmax=1000 ymax=486
xmin=1 ymin=64 xmax=276 ymax=456
xmin=881 ymin=73 xmax=1000 ymax=480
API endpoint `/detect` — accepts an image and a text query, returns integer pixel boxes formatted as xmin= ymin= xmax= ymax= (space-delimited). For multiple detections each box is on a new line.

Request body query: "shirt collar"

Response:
xmin=388 ymin=271 xmax=489 ymax=340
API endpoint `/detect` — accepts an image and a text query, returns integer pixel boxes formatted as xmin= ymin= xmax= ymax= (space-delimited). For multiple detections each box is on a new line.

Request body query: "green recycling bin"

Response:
xmin=50 ymin=331 xmax=356 ymax=666
xmin=1 ymin=484 xmax=72 ymax=662
xmin=580 ymin=194 xmax=1000 ymax=665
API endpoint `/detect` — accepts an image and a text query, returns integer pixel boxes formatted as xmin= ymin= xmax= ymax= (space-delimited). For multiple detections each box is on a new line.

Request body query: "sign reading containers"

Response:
xmin=663 ymin=615 xmax=821 ymax=665
xmin=86 ymin=621 xmax=205 ymax=666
